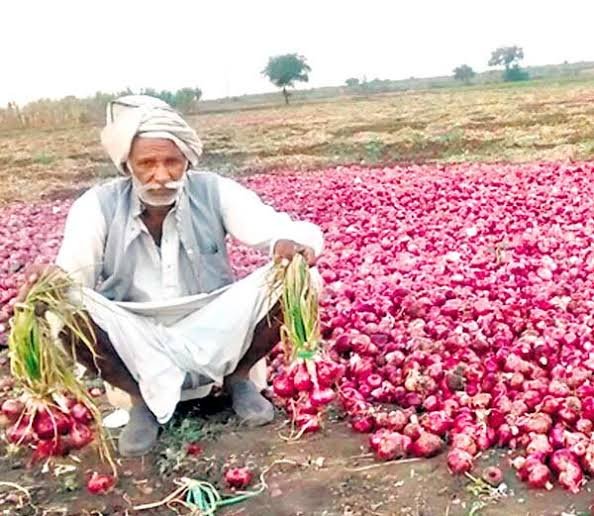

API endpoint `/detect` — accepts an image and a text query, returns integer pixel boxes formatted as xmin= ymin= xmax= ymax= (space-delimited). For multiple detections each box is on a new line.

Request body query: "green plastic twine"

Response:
xmin=184 ymin=480 xmax=264 ymax=515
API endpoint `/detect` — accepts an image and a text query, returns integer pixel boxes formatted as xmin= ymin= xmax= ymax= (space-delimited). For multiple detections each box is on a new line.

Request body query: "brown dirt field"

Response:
xmin=2 ymin=81 xmax=594 ymax=205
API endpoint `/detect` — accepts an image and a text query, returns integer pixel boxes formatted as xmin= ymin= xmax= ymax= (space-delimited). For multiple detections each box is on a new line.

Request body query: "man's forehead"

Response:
xmin=130 ymin=137 xmax=184 ymax=157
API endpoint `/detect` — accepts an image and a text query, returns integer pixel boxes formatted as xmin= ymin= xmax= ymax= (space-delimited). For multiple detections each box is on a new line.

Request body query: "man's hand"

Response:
xmin=15 ymin=263 xmax=62 ymax=304
xmin=273 ymin=239 xmax=317 ymax=267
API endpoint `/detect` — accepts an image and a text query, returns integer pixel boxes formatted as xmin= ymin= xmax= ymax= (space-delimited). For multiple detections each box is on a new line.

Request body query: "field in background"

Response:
xmin=1 ymin=79 xmax=594 ymax=204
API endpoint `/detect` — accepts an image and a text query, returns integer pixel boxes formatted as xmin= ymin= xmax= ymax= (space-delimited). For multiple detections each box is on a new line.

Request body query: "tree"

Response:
xmin=139 ymin=87 xmax=202 ymax=112
xmin=262 ymin=53 xmax=311 ymax=105
xmin=173 ymin=87 xmax=202 ymax=113
xmin=488 ymin=46 xmax=529 ymax=82
xmin=345 ymin=77 xmax=360 ymax=87
xmin=453 ymin=64 xmax=476 ymax=84
xmin=488 ymin=46 xmax=524 ymax=70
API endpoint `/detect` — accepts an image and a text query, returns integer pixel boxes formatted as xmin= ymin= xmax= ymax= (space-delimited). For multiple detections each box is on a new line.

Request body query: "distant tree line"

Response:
xmin=342 ymin=46 xmax=530 ymax=89
xmin=452 ymin=45 xmax=529 ymax=85
xmin=0 ymin=44 xmax=584 ymax=131
xmin=0 ymin=86 xmax=202 ymax=130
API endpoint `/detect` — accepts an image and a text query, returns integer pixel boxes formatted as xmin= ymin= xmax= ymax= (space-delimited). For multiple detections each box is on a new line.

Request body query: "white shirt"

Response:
xmin=56 ymin=175 xmax=324 ymax=302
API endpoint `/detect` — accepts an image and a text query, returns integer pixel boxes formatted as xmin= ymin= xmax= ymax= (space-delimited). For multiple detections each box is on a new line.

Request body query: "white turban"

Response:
xmin=100 ymin=95 xmax=203 ymax=174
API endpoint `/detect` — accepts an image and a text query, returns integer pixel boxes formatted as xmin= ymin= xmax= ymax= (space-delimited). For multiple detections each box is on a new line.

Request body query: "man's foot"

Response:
xmin=118 ymin=400 xmax=159 ymax=457
xmin=229 ymin=379 xmax=274 ymax=427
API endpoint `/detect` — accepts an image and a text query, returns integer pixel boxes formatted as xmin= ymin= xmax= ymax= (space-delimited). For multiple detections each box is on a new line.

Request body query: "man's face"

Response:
xmin=128 ymin=137 xmax=187 ymax=186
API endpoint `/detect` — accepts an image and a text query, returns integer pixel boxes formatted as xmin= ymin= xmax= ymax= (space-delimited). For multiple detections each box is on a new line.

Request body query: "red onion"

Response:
xmin=482 ymin=466 xmax=503 ymax=486
xmin=70 ymin=403 xmax=92 ymax=424
xmin=526 ymin=434 xmax=553 ymax=457
xmin=1 ymin=399 xmax=24 ymax=422
xmin=310 ymin=387 xmax=335 ymax=407
xmin=295 ymin=414 xmax=320 ymax=433
xmin=33 ymin=439 xmax=66 ymax=461
xmin=410 ymin=432 xmax=444 ymax=458
xmin=558 ymin=464 xmax=584 ymax=494
xmin=519 ymin=413 xmax=552 ymax=434
xmin=11 ymin=163 xmax=594 ymax=493
xmin=525 ymin=463 xmax=553 ymax=489
xmin=62 ymin=423 xmax=93 ymax=450
xmin=86 ymin=472 xmax=116 ymax=495
xmin=451 ymin=433 xmax=478 ymax=456
xmin=351 ymin=415 xmax=375 ymax=434
xmin=224 ymin=467 xmax=253 ymax=489
xmin=403 ymin=422 xmax=422 ymax=441
xmin=447 ymin=448 xmax=474 ymax=474
xmin=272 ymin=374 xmax=295 ymax=399
xmin=6 ymin=418 xmax=35 ymax=445
xmin=550 ymin=449 xmax=579 ymax=475
xmin=186 ymin=442 xmax=203 ymax=456
xmin=32 ymin=409 xmax=72 ymax=440
xmin=293 ymin=366 xmax=312 ymax=392
xmin=420 ymin=411 xmax=452 ymax=436
xmin=373 ymin=432 xmax=412 ymax=461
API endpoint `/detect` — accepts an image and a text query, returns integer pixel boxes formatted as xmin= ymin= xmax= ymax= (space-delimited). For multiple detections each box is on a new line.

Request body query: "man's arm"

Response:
xmin=16 ymin=190 xmax=106 ymax=303
xmin=217 ymin=176 xmax=324 ymax=263
xmin=54 ymin=189 xmax=106 ymax=288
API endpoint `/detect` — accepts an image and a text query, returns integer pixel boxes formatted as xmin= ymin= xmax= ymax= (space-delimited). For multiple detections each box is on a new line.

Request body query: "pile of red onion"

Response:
xmin=1 ymin=397 xmax=95 ymax=461
xmin=4 ymin=162 xmax=594 ymax=492
xmin=0 ymin=201 xmax=70 ymax=345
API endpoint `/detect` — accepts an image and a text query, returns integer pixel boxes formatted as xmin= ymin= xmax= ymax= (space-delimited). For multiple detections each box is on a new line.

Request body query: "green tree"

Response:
xmin=345 ymin=77 xmax=360 ymax=87
xmin=173 ymin=87 xmax=202 ymax=113
xmin=141 ymin=88 xmax=174 ymax=105
xmin=488 ymin=46 xmax=524 ymax=69
xmin=488 ymin=46 xmax=529 ymax=82
xmin=262 ymin=53 xmax=311 ymax=105
xmin=140 ymin=87 xmax=202 ymax=112
xmin=453 ymin=64 xmax=476 ymax=84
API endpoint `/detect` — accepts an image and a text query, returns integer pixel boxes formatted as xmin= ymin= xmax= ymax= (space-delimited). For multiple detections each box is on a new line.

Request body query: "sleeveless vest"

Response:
xmin=94 ymin=171 xmax=235 ymax=301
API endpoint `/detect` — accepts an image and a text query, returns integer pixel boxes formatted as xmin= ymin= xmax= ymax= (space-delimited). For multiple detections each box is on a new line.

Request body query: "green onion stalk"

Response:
xmin=269 ymin=254 xmax=337 ymax=439
xmin=7 ymin=270 xmax=116 ymax=474
xmin=270 ymin=253 xmax=322 ymax=379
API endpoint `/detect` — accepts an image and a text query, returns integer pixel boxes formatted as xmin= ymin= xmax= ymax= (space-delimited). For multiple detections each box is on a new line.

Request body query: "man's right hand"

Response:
xmin=15 ymin=264 xmax=62 ymax=304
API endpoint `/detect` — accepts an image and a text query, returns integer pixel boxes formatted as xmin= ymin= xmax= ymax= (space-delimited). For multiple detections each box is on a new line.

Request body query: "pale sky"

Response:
xmin=2 ymin=0 xmax=593 ymax=106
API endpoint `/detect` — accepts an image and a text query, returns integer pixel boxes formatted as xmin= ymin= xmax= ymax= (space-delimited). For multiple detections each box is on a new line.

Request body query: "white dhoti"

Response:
xmin=77 ymin=264 xmax=282 ymax=424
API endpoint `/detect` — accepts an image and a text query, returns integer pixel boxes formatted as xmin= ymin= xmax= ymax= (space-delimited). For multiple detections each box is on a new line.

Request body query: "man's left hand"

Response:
xmin=273 ymin=239 xmax=317 ymax=266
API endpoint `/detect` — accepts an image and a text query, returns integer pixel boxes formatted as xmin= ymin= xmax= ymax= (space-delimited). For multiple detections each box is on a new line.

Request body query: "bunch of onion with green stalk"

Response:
xmin=269 ymin=254 xmax=342 ymax=437
xmin=2 ymin=269 xmax=116 ymax=476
